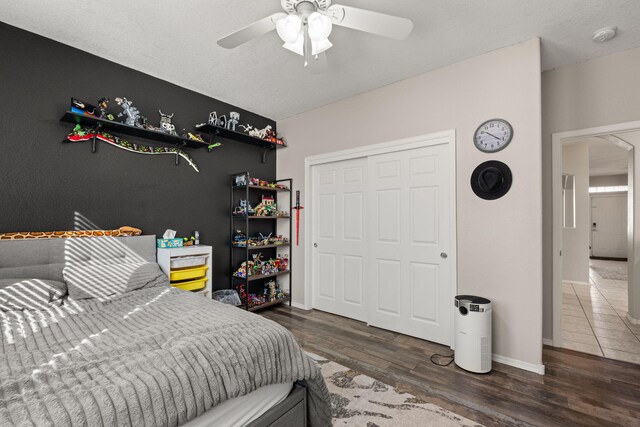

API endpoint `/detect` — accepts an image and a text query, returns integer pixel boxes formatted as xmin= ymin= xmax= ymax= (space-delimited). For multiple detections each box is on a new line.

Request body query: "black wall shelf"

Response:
xmin=233 ymin=216 xmax=291 ymax=220
xmin=233 ymin=243 xmax=291 ymax=250
xmin=235 ymin=185 xmax=291 ymax=192
xmin=61 ymin=111 xmax=209 ymax=149
xmin=233 ymin=270 xmax=290 ymax=282
xmin=197 ymin=124 xmax=286 ymax=162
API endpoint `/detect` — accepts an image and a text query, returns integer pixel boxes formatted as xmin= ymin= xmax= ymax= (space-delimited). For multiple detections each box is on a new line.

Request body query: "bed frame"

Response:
xmin=0 ymin=234 xmax=309 ymax=426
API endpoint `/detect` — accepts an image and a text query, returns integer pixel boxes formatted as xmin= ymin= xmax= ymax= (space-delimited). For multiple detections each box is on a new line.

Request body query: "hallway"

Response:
xmin=562 ymin=259 xmax=640 ymax=363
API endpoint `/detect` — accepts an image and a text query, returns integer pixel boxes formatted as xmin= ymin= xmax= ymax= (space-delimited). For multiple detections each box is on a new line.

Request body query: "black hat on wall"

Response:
xmin=470 ymin=160 xmax=512 ymax=200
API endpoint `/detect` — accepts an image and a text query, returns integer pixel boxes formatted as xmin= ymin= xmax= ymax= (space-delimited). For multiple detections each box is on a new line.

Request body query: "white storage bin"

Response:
xmin=170 ymin=255 xmax=207 ymax=269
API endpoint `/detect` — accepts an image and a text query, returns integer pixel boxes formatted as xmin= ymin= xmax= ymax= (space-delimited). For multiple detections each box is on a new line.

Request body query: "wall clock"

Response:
xmin=474 ymin=119 xmax=513 ymax=153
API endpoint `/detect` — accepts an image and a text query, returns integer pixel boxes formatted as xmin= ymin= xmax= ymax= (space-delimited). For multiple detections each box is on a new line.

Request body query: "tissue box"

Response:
xmin=157 ymin=238 xmax=183 ymax=248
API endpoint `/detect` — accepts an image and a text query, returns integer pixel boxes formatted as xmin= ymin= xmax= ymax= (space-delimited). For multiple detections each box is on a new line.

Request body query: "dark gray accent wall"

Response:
xmin=0 ymin=22 xmax=277 ymax=291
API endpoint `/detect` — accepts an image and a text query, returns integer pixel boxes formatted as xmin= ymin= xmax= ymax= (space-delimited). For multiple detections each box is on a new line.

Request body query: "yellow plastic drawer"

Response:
xmin=172 ymin=277 xmax=208 ymax=292
xmin=170 ymin=265 xmax=208 ymax=282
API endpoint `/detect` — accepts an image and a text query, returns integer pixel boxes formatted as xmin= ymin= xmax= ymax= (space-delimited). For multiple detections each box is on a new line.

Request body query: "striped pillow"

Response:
xmin=63 ymin=261 xmax=168 ymax=301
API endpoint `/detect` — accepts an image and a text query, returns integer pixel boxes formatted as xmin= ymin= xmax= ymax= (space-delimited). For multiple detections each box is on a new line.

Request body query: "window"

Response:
xmin=563 ymin=174 xmax=575 ymax=228
xmin=589 ymin=185 xmax=628 ymax=193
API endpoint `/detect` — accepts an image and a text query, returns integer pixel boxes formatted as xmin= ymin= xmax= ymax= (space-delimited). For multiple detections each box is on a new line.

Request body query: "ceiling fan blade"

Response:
xmin=217 ymin=12 xmax=287 ymax=49
xmin=326 ymin=5 xmax=413 ymax=40
xmin=307 ymin=52 xmax=328 ymax=74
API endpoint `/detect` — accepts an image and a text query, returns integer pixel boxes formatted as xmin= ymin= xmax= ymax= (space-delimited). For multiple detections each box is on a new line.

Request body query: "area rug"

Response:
xmin=591 ymin=263 xmax=627 ymax=281
xmin=308 ymin=353 xmax=482 ymax=427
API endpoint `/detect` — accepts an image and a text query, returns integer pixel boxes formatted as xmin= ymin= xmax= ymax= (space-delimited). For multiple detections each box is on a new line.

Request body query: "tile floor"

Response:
xmin=562 ymin=259 xmax=640 ymax=364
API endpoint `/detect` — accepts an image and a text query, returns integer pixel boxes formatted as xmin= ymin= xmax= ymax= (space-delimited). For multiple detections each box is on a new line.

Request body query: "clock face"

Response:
xmin=474 ymin=119 xmax=513 ymax=153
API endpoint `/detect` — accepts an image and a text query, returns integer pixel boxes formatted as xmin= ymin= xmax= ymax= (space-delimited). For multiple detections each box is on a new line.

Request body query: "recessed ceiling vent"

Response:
xmin=592 ymin=26 xmax=617 ymax=43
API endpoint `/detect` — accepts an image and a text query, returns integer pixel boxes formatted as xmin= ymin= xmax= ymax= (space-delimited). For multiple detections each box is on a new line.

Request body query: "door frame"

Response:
xmin=552 ymin=121 xmax=639 ymax=347
xmin=303 ymin=130 xmax=457 ymax=326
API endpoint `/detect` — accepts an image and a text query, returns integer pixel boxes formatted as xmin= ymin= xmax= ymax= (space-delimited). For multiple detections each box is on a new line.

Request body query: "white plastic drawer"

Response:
xmin=170 ymin=255 xmax=207 ymax=269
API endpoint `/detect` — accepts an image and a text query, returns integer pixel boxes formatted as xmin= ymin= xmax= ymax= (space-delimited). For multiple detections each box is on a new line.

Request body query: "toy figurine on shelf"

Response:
xmin=158 ymin=110 xmax=178 ymax=136
xmin=254 ymin=195 xmax=277 ymax=216
xmin=258 ymin=233 xmax=272 ymax=246
xmin=234 ymin=174 xmax=248 ymax=187
xmin=278 ymin=254 xmax=289 ymax=271
xmin=237 ymin=284 xmax=247 ymax=302
xmin=115 ymin=97 xmax=143 ymax=127
xmin=97 ymin=97 xmax=115 ymax=120
xmin=139 ymin=116 xmax=159 ymax=132
xmin=184 ymin=132 xmax=205 ymax=142
xmin=234 ymin=259 xmax=254 ymax=278
xmin=227 ymin=112 xmax=240 ymax=131
xmin=248 ymin=293 xmax=266 ymax=308
xmin=207 ymin=111 xmax=230 ymax=128
xmin=183 ymin=236 xmax=195 ymax=246
xmin=239 ymin=124 xmax=273 ymax=140
xmin=265 ymin=128 xmax=287 ymax=146
xmin=271 ymin=235 xmax=289 ymax=245
xmin=233 ymin=199 xmax=254 ymax=216
xmin=233 ymin=229 xmax=247 ymax=247
xmin=264 ymin=280 xmax=278 ymax=302
xmin=71 ymin=97 xmax=100 ymax=117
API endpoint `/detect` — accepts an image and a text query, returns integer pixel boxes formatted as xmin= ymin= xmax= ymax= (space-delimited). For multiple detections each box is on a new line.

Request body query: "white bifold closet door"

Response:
xmin=311 ymin=141 xmax=453 ymax=345
xmin=367 ymin=144 xmax=452 ymax=345
xmin=312 ymin=157 xmax=368 ymax=321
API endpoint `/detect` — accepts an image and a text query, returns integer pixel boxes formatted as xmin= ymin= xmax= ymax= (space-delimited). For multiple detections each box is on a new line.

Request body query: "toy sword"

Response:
xmin=292 ymin=190 xmax=304 ymax=246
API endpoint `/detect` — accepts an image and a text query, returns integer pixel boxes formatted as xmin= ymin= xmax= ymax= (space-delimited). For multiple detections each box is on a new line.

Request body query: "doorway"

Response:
xmin=305 ymin=130 xmax=457 ymax=346
xmin=553 ymin=122 xmax=640 ymax=364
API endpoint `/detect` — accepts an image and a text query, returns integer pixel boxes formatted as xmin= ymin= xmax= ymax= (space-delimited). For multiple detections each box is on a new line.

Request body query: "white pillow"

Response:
xmin=63 ymin=261 xmax=168 ymax=301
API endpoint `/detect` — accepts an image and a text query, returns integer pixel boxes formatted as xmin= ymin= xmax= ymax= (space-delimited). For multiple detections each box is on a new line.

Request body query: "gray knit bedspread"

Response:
xmin=0 ymin=287 xmax=332 ymax=426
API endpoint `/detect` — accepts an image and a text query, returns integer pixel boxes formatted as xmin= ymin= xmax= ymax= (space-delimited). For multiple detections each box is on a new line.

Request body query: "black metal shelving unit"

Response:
xmin=230 ymin=172 xmax=293 ymax=312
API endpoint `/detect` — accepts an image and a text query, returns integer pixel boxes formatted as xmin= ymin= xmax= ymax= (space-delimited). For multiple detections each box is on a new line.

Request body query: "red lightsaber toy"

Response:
xmin=292 ymin=190 xmax=304 ymax=246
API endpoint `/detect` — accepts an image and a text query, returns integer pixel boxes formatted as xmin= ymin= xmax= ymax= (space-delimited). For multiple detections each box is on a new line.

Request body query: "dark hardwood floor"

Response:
xmin=262 ymin=306 xmax=640 ymax=427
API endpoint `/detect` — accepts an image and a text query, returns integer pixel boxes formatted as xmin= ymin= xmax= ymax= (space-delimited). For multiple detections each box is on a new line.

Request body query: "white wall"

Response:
xmin=543 ymin=46 xmax=640 ymax=339
xmin=562 ymin=144 xmax=590 ymax=284
xmin=590 ymin=174 xmax=628 ymax=187
xmin=278 ymin=39 xmax=543 ymax=369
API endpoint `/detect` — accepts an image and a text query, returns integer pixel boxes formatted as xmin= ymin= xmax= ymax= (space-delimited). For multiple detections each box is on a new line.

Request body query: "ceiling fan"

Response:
xmin=217 ymin=0 xmax=414 ymax=72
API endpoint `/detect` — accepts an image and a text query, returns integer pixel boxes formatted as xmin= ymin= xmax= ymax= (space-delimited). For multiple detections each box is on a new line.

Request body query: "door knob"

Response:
xmin=440 ymin=252 xmax=448 ymax=259
xmin=314 ymin=243 xmax=318 ymax=248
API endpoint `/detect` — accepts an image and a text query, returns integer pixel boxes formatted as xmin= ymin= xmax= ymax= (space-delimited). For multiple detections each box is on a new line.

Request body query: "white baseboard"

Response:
xmin=542 ymin=338 xmax=553 ymax=346
xmin=627 ymin=313 xmax=640 ymax=325
xmin=492 ymin=353 xmax=545 ymax=375
xmin=563 ymin=280 xmax=590 ymax=286
xmin=291 ymin=301 xmax=311 ymax=310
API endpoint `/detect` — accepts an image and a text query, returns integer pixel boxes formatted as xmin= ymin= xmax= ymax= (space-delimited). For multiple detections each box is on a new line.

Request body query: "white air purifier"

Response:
xmin=454 ymin=295 xmax=492 ymax=373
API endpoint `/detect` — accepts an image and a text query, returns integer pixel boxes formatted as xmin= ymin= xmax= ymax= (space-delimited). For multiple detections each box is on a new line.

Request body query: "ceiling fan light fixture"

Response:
xmin=283 ymin=30 xmax=305 ymax=55
xmin=276 ymin=14 xmax=302 ymax=44
xmin=307 ymin=12 xmax=332 ymax=41
xmin=312 ymin=38 xmax=332 ymax=55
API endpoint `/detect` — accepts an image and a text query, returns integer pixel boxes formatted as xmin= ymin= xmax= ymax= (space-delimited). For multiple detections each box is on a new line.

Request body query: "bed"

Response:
xmin=0 ymin=235 xmax=331 ymax=426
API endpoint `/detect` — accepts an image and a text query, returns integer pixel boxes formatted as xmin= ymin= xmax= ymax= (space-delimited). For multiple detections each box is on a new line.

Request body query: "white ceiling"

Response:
xmin=1 ymin=1 xmax=640 ymax=119
xmin=571 ymin=131 xmax=640 ymax=177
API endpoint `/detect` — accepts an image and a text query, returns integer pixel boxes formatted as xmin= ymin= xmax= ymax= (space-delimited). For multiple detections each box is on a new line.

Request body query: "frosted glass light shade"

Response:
xmin=276 ymin=15 xmax=302 ymax=44
xmin=307 ymin=12 xmax=332 ymax=41
xmin=283 ymin=30 xmax=305 ymax=56
xmin=312 ymin=38 xmax=332 ymax=55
